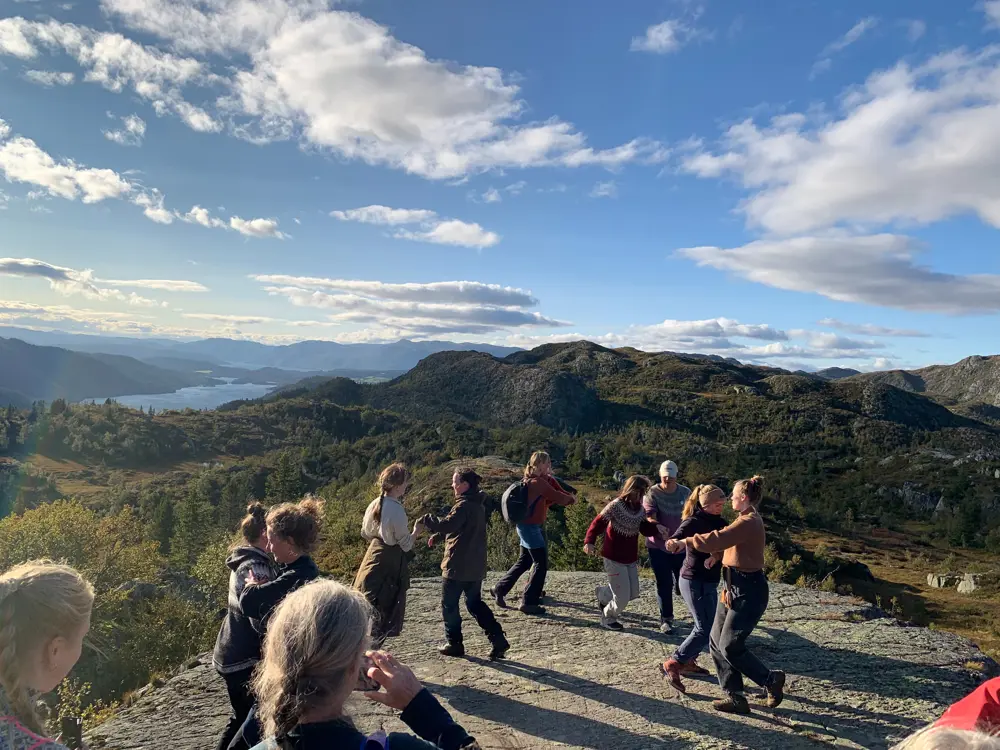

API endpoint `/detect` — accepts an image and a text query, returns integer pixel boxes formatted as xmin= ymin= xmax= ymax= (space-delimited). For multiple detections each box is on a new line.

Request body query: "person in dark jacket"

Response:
xmin=249 ymin=579 xmax=479 ymax=750
xmin=229 ymin=496 xmax=324 ymax=750
xmin=659 ymin=485 xmax=727 ymax=692
xmin=213 ymin=502 xmax=280 ymax=750
xmin=420 ymin=468 xmax=510 ymax=661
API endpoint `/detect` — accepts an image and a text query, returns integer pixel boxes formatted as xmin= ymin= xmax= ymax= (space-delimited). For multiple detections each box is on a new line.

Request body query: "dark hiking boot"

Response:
xmin=488 ymin=636 xmax=510 ymax=661
xmin=660 ymin=660 xmax=686 ymax=693
xmin=489 ymin=586 xmax=508 ymax=609
xmin=765 ymin=670 xmax=786 ymax=708
xmin=713 ymin=694 xmax=751 ymax=715
xmin=600 ymin=619 xmax=624 ymax=631
xmin=519 ymin=603 xmax=546 ymax=615
xmin=438 ymin=641 xmax=465 ymax=658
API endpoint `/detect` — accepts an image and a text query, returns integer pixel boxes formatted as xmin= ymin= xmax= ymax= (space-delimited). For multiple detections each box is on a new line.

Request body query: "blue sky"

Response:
xmin=1 ymin=0 xmax=999 ymax=371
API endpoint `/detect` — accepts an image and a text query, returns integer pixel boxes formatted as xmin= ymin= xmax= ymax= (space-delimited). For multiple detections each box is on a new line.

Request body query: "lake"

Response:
xmin=87 ymin=381 xmax=275 ymax=411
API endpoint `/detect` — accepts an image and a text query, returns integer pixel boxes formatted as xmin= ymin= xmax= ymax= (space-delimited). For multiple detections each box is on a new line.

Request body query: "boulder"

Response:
xmin=927 ymin=573 xmax=960 ymax=589
xmin=956 ymin=572 xmax=1000 ymax=595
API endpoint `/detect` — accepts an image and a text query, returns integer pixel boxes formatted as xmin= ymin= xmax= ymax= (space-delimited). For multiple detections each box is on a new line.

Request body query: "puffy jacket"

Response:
xmin=213 ymin=546 xmax=278 ymax=674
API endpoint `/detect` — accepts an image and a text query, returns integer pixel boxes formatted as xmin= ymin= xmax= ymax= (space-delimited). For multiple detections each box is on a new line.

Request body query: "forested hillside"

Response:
xmin=1 ymin=340 xmax=999 ymax=721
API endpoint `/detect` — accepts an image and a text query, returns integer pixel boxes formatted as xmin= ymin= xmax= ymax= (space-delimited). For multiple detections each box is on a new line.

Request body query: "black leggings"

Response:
xmin=216 ymin=668 xmax=255 ymax=750
xmin=495 ymin=546 xmax=548 ymax=605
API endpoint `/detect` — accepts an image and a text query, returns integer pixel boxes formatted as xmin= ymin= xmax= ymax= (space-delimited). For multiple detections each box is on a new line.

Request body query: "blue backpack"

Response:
xmin=501 ymin=481 xmax=541 ymax=525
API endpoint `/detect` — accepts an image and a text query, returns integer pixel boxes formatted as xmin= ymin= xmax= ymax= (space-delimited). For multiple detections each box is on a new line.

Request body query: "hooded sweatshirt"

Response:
xmin=213 ymin=546 xmax=278 ymax=674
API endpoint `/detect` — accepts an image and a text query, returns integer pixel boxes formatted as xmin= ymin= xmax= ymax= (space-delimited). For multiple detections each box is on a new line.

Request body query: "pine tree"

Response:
xmin=549 ymin=496 xmax=603 ymax=572
xmin=171 ymin=487 xmax=213 ymax=569
xmin=266 ymin=451 xmax=306 ymax=502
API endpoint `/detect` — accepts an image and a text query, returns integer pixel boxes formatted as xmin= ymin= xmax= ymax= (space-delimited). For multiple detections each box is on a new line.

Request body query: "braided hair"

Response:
xmin=0 ymin=561 xmax=94 ymax=736
xmin=253 ymin=580 xmax=373 ymax=746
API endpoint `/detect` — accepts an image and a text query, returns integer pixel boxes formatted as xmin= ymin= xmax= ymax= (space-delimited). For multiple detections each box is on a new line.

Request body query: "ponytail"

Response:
xmin=682 ymin=486 xmax=703 ymax=520
xmin=240 ymin=501 xmax=267 ymax=545
xmin=374 ymin=463 xmax=410 ymax=524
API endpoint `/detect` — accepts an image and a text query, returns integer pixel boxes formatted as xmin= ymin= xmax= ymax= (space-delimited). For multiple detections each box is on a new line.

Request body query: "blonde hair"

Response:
xmin=523 ymin=451 xmax=552 ymax=481
xmin=254 ymin=579 xmax=372 ymax=746
xmin=373 ymin=463 xmax=410 ymax=524
xmin=0 ymin=561 xmax=94 ymax=736
xmin=734 ymin=475 xmax=765 ymax=508
xmin=616 ymin=475 xmax=651 ymax=505
xmin=892 ymin=726 xmax=1000 ymax=750
xmin=267 ymin=496 xmax=324 ymax=554
xmin=683 ymin=484 xmax=724 ymax=520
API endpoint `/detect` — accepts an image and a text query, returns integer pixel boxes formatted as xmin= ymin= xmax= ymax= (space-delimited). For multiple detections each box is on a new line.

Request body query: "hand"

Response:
xmin=665 ymin=539 xmax=683 ymax=554
xmin=363 ymin=650 xmax=423 ymax=710
xmin=428 ymin=534 xmax=440 ymax=548
xmin=412 ymin=520 xmax=424 ymax=537
xmin=583 ymin=543 xmax=597 ymax=556
xmin=245 ymin=570 xmax=262 ymax=586
xmin=704 ymin=557 xmax=717 ymax=569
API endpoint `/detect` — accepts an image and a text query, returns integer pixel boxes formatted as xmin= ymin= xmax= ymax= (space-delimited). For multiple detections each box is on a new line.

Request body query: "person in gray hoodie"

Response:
xmin=213 ymin=503 xmax=279 ymax=750
xmin=643 ymin=460 xmax=691 ymax=633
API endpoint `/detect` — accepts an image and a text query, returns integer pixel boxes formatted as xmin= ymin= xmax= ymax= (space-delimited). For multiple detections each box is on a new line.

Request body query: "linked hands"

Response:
xmin=664 ymin=539 xmax=685 ymax=554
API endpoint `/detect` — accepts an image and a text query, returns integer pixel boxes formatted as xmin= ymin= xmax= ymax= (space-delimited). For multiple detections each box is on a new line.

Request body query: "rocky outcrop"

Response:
xmin=927 ymin=573 xmax=960 ymax=589
xmin=87 ymin=572 xmax=997 ymax=750
xmin=956 ymin=572 xmax=1000 ymax=595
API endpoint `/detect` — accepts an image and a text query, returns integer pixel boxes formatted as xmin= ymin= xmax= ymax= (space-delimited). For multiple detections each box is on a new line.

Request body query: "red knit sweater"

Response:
xmin=584 ymin=504 xmax=660 ymax=565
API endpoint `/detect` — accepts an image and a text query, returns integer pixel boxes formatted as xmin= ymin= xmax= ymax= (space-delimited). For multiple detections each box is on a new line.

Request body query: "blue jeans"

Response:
xmin=647 ymin=547 xmax=685 ymax=621
xmin=674 ymin=577 xmax=718 ymax=663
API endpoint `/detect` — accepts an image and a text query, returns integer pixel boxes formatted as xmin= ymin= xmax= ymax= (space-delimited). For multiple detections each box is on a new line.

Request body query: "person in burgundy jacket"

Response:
xmin=583 ymin=475 xmax=668 ymax=630
xmin=492 ymin=451 xmax=576 ymax=615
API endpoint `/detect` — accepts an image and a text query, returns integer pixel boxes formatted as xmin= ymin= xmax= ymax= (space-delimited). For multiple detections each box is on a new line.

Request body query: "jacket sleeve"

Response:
xmin=538 ymin=479 xmax=576 ymax=508
xmin=669 ymin=517 xmax=697 ymax=541
xmin=239 ymin=570 xmax=300 ymax=621
xmin=398 ymin=688 xmax=477 ymax=749
xmin=584 ymin=513 xmax=608 ymax=545
xmin=638 ymin=519 xmax=660 ymax=537
xmin=687 ymin=517 xmax=752 ymax=554
xmin=421 ymin=500 xmax=469 ymax=535
xmin=234 ymin=559 xmax=276 ymax=602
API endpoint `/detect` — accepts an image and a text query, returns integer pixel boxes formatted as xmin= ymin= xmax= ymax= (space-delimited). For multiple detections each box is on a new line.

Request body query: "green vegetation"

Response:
xmin=1 ymin=341 xmax=998 ymax=725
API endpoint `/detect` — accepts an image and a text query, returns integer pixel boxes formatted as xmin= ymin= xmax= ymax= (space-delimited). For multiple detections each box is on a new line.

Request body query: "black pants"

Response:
xmin=710 ymin=569 xmax=772 ymax=696
xmin=216 ymin=668 xmax=255 ymax=750
xmin=442 ymin=578 xmax=505 ymax=644
xmin=495 ymin=546 xmax=548 ymax=605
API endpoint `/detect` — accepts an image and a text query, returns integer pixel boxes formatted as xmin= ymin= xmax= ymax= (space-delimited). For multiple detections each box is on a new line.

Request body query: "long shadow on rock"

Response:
xmin=446 ymin=661 xmax=821 ymax=750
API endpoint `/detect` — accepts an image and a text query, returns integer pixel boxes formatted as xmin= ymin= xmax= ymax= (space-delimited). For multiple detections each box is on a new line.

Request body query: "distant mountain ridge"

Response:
xmin=848 ymin=355 xmax=1000 ymax=407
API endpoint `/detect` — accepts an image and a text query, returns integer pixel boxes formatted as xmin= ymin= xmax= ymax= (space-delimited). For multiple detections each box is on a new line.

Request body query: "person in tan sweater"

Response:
xmin=666 ymin=476 xmax=786 ymax=716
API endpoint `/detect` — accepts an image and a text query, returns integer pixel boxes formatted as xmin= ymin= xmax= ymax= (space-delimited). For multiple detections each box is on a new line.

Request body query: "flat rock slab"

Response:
xmin=88 ymin=573 xmax=995 ymax=750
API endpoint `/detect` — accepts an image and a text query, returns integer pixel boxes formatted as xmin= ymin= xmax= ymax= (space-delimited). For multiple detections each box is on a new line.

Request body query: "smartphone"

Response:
xmin=60 ymin=716 xmax=83 ymax=750
xmin=355 ymin=654 xmax=381 ymax=692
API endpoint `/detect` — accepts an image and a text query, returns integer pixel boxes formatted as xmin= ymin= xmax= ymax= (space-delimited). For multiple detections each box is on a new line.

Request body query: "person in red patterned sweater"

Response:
xmin=584 ymin=476 xmax=669 ymax=630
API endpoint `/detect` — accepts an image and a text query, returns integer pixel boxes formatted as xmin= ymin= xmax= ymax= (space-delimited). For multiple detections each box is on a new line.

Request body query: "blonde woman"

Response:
xmin=583 ymin=475 xmax=667 ymax=630
xmin=491 ymin=451 xmax=576 ymax=615
xmin=0 ymin=561 xmax=95 ymax=750
xmin=666 ymin=476 xmax=785 ymax=715
xmin=354 ymin=463 xmax=420 ymax=645
xmin=249 ymin=579 xmax=478 ymax=750
xmin=660 ymin=485 xmax=727 ymax=692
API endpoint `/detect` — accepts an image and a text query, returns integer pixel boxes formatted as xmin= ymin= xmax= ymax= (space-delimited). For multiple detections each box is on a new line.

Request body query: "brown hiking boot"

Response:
xmin=679 ymin=660 xmax=710 ymax=676
xmin=660 ymin=660 xmax=686 ymax=693
xmin=713 ymin=694 xmax=751 ymax=715
xmin=765 ymin=670 xmax=786 ymax=708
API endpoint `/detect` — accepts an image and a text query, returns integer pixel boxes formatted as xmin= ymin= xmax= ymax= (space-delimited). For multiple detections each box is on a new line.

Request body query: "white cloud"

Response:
xmin=394 ymin=219 xmax=499 ymax=249
xmin=678 ymin=234 xmax=1000 ymax=315
xmin=183 ymin=204 xmax=226 ymax=228
xmin=333 ymin=204 xmax=499 ymax=248
xmin=872 ymin=357 xmax=896 ymax=371
xmin=230 ymin=216 xmax=286 ymax=239
xmin=630 ymin=19 xmax=705 ymax=54
xmin=80 ymin=1 xmax=663 ymax=179
xmin=331 ymin=205 xmax=437 ymax=225
xmin=0 ymin=135 xmax=132 ymax=203
xmin=0 ymin=257 xmax=208 ymax=304
xmin=811 ymin=16 xmax=878 ymax=77
xmin=182 ymin=313 xmax=276 ymax=324
xmin=23 ymin=69 xmax=74 ymax=86
xmin=986 ymin=1 xmax=1000 ymax=29
xmin=682 ymin=49 xmax=1000 ymax=236
xmin=505 ymin=180 xmax=526 ymax=195
xmin=482 ymin=187 xmax=501 ymax=203
xmin=248 ymin=277 xmax=538 ymax=307
xmin=589 ymin=180 xmax=617 ymax=198
xmin=903 ymin=19 xmax=926 ymax=42
xmin=817 ymin=318 xmax=931 ymax=338
xmin=104 ymin=113 xmax=146 ymax=146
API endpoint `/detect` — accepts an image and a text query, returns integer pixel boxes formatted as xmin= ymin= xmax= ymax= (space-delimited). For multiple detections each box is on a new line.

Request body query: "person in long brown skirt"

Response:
xmin=354 ymin=463 xmax=421 ymax=645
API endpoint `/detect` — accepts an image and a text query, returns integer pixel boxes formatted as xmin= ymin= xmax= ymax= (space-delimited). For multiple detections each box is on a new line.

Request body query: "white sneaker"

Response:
xmin=660 ymin=620 xmax=674 ymax=634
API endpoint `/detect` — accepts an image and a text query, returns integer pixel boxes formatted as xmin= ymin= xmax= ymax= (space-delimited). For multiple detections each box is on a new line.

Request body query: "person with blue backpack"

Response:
xmin=491 ymin=451 xmax=576 ymax=615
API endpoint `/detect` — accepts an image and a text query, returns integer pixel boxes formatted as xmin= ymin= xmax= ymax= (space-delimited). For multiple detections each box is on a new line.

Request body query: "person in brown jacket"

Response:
xmin=491 ymin=451 xmax=576 ymax=615
xmin=666 ymin=475 xmax=786 ymax=716
xmin=420 ymin=467 xmax=510 ymax=661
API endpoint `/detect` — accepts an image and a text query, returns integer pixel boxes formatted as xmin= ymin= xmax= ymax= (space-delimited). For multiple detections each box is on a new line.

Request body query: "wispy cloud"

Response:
xmin=22 ymin=69 xmax=74 ymax=86
xmin=104 ymin=113 xmax=146 ymax=147
xmin=630 ymin=18 xmax=708 ymax=54
xmin=589 ymin=180 xmax=618 ymax=199
xmin=812 ymin=16 xmax=878 ymax=77
xmin=332 ymin=204 xmax=499 ymax=248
